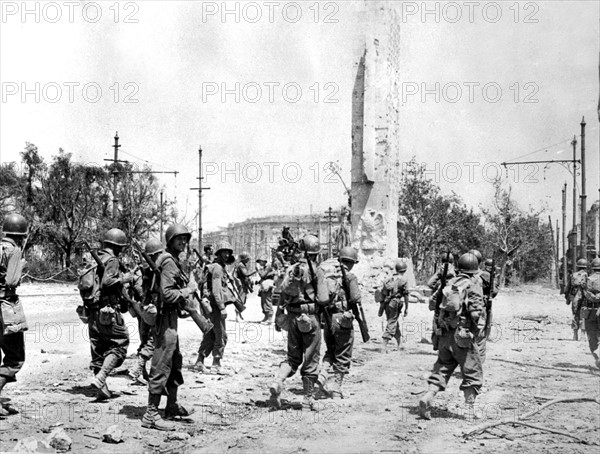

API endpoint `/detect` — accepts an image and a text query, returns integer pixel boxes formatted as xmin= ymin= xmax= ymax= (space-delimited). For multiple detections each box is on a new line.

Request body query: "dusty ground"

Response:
xmin=0 ymin=283 xmax=599 ymax=454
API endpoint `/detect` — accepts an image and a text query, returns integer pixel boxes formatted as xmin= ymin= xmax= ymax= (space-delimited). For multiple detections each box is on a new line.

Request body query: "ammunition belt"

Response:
xmin=286 ymin=302 xmax=317 ymax=315
xmin=583 ymin=302 xmax=600 ymax=309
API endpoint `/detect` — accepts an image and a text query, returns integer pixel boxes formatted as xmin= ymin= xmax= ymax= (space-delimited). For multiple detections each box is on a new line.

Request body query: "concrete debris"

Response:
xmin=46 ymin=427 xmax=72 ymax=451
xmin=102 ymin=425 xmax=124 ymax=443
xmin=12 ymin=437 xmax=56 ymax=453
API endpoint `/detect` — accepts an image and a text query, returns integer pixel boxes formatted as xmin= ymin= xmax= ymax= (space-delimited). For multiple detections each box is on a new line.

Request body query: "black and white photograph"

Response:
xmin=0 ymin=1 xmax=599 ymax=452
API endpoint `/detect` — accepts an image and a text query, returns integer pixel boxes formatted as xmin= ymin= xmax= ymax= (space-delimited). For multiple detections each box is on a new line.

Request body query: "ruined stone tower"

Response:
xmin=351 ymin=2 xmax=401 ymax=259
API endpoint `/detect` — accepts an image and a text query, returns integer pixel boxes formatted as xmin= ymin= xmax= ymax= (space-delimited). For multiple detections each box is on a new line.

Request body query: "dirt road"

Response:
xmin=0 ymin=283 xmax=598 ymax=453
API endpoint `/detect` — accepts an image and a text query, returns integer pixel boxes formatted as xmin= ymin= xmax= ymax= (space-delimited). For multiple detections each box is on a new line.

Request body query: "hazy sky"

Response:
xmin=1 ymin=1 xmax=598 ymax=234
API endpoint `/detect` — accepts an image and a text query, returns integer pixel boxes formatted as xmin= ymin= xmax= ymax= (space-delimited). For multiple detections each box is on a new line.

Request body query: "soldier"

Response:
xmin=478 ymin=258 xmax=499 ymax=364
xmin=234 ymin=251 xmax=255 ymax=310
xmin=582 ymin=258 xmax=600 ymax=369
xmin=565 ymin=258 xmax=588 ymax=341
xmin=269 ymin=234 xmax=328 ymax=410
xmin=317 ymin=247 xmax=360 ymax=399
xmin=0 ymin=214 xmax=28 ymax=418
xmin=419 ymin=253 xmax=485 ymax=420
xmin=427 ymin=253 xmax=455 ymax=292
xmin=379 ymin=259 xmax=410 ymax=353
xmin=90 ymin=228 xmax=133 ymax=400
xmin=256 ymin=255 xmax=276 ymax=324
xmin=127 ymin=239 xmax=164 ymax=386
xmin=195 ymin=241 xmax=234 ymax=374
xmin=142 ymin=225 xmax=196 ymax=430
xmin=202 ymin=244 xmax=214 ymax=265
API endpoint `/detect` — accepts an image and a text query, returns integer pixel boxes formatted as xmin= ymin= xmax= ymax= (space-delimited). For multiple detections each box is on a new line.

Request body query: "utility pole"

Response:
xmin=112 ymin=132 xmax=120 ymax=221
xmin=160 ymin=190 xmax=164 ymax=241
xmin=562 ymin=183 xmax=567 ymax=289
xmin=580 ymin=117 xmax=587 ymax=260
xmin=190 ymin=146 xmax=210 ymax=250
xmin=572 ymin=135 xmax=578 ymax=273
xmin=323 ymin=207 xmax=338 ymax=259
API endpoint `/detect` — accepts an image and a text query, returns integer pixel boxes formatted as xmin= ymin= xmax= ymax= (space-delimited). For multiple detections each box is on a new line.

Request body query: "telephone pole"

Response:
xmin=562 ymin=183 xmax=567 ymax=288
xmin=323 ymin=207 xmax=338 ymax=259
xmin=190 ymin=146 xmax=210 ymax=250
xmin=160 ymin=190 xmax=164 ymax=241
xmin=112 ymin=132 xmax=120 ymax=221
xmin=572 ymin=135 xmax=578 ymax=273
xmin=580 ymin=117 xmax=587 ymax=260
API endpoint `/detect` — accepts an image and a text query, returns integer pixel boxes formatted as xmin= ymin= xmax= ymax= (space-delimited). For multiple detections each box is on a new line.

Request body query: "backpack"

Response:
xmin=320 ymin=258 xmax=344 ymax=305
xmin=571 ymin=271 xmax=587 ymax=287
xmin=440 ymin=275 xmax=471 ymax=313
xmin=77 ymin=263 xmax=101 ymax=307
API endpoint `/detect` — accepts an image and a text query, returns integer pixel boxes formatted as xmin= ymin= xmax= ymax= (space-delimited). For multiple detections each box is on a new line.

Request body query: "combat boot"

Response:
xmin=302 ymin=376 xmax=317 ymax=411
xmin=269 ymin=363 xmax=292 ymax=408
xmin=382 ymin=338 xmax=389 ymax=354
xmin=463 ymin=387 xmax=480 ymax=420
xmin=211 ymin=357 xmax=222 ymax=375
xmin=129 ymin=356 xmax=148 ymax=385
xmin=194 ymin=354 xmax=209 ymax=374
xmin=315 ymin=371 xmax=331 ymax=399
xmin=329 ymin=372 xmax=344 ymax=399
xmin=141 ymin=394 xmax=175 ymax=431
xmin=92 ymin=354 xmax=119 ymax=400
xmin=0 ymin=377 xmax=11 ymax=417
xmin=164 ymin=386 xmax=195 ymax=420
xmin=418 ymin=384 xmax=440 ymax=420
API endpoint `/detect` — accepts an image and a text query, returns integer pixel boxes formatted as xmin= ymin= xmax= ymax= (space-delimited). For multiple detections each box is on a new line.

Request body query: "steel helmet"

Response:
xmin=239 ymin=251 xmax=250 ymax=262
xmin=103 ymin=228 xmax=127 ymax=247
xmin=576 ymin=258 xmax=588 ymax=269
xmin=300 ymin=235 xmax=320 ymax=254
xmin=2 ymin=213 xmax=28 ymax=236
xmin=467 ymin=249 xmax=483 ymax=264
xmin=144 ymin=238 xmax=164 ymax=255
xmin=395 ymin=259 xmax=408 ymax=273
xmin=165 ymin=224 xmax=191 ymax=244
xmin=256 ymin=255 xmax=268 ymax=263
xmin=215 ymin=241 xmax=233 ymax=255
xmin=591 ymin=258 xmax=600 ymax=270
xmin=458 ymin=253 xmax=479 ymax=274
xmin=204 ymin=244 xmax=213 ymax=252
xmin=484 ymin=258 xmax=493 ymax=268
xmin=339 ymin=247 xmax=359 ymax=263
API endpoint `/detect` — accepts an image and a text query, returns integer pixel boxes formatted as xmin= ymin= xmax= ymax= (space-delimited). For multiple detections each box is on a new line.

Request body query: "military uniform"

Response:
xmin=234 ymin=260 xmax=253 ymax=307
xmin=319 ymin=259 xmax=359 ymax=398
xmin=257 ymin=260 xmax=276 ymax=322
xmin=197 ymin=259 xmax=229 ymax=368
xmin=582 ymin=264 xmax=600 ymax=369
xmin=381 ymin=271 xmax=409 ymax=349
xmin=566 ymin=267 xmax=588 ymax=340
xmin=0 ymin=235 xmax=26 ymax=416
xmin=269 ymin=236 xmax=328 ymax=410
xmin=475 ymin=267 xmax=498 ymax=364
xmin=127 ymin=266 xmax=155 ymax=383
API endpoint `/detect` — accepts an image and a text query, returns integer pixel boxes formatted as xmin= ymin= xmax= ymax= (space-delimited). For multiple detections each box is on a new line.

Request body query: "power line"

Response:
xmin=506 ymin=137 xmax=573 ymax=162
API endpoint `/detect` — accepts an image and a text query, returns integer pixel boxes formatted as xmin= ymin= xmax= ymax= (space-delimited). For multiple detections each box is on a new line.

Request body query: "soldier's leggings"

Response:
xmin=261 ymin=290 xmax=273 ymax=317
xmin=427 ymin=329 xmax=483 ymax=392
xmin=137 ymin=317 xmax=155 ymax=360
xmin=285 ymin=313 xmax=321 ymax=379
xmin=0 ymin=331 xmax=25 ymax=382
xmin=87 ymin=309 xmax=130 ymax=372
xmin=198 ymin=309 xmax=227 ymax=360
xmin=322 ymin=316 xmax=354 ymax=375
xmin=383 ymin=299 xmax=402 ymax=342
xmin=571 ymin=296 xmax=583 ymax=330
xmin=582 ymin=306 xmax=600 ymax=360
xmin=148 ymin=310 xmax=183 ymax=395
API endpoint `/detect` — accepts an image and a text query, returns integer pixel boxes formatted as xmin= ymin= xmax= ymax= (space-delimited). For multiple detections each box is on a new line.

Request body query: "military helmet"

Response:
xmin=484 ymin=258 xmax=493 ymax=267
xmin=441 ymin=252 xmax=454 ymax=263
xmin=458 ymin=253 xmax=479 ymax=274
xmin=103 ymin=228 xmax=127 ymax=247
xmin=144 ymin=238 xmax=164 ymax=255
xmin=591 ymin=258 xmax=600 ymax=270
xmin=256 ymin=255 xmax=268 ymax=263
xmin=239 ymin=251 xmax=251 ymax=262
xmin=576 ymin=258 xmax=588 ymax=269
xmin=395 ymin=259 xmax=408 ymax=273
xmin=215 ymin=241 xmax=233 ymax=255
xmin=339 ymin=246 xmax=359 ymax=263
xmin=300 ymin=235 xmax=320 ymax=254
xmin=467 ymin=249 xmax=483 ymax=264
xmin=165 ymin=224 xmax=191 ymax=244
xmin=2 ymin=213 xmax=28 ymax=236
xmin=203 ymin=244 xmax=213 ymax=252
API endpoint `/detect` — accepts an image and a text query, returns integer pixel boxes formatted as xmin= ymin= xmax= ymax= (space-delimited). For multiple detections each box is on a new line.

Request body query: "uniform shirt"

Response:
xmin=158 ymin=249 xmax=192 ymax=310
xmin=258 ymin=264 xmax=276 ymax=281
xmin=565 ymin=270 xmax=588 ymax=295
xmin=281 ymin=258 xmax=329 ymax=306
xmin=382 ymin=273 xmax=409 ymax=302
xmin=340 ymin=264 xmax=361 ymax=310
xmin=478 ymin=269 xmax=499 ymax=298
xmin=98 ymin=249 xmax=123 ymax=298
xmin=208 ymin=260 xmax=228 ymax=311
xmin=235 ymin=261 xmax=253 ymax=293
xmin=0 ymin=237 xmax=23 ymax=292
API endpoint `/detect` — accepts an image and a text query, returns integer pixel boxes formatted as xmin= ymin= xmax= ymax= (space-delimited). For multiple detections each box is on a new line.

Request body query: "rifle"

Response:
xmin=483 ymin=258 xmax=495 ymax=338
xmin=305 ymin=250 xmax=332 ymax=331
xmin=133 ymin=240 xmax=213 ymax=334
xmin=83 ymin=241 xmax=105 ymax=273
xmin=432 ymin=251 xmax=451 ymax=351
xmin=339 ymin=259 xmax=370 ymax=342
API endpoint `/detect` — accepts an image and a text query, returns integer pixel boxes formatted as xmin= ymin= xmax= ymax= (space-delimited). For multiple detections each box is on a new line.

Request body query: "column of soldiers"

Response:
xmin=3 ymin=212 xmax=600 ymax=431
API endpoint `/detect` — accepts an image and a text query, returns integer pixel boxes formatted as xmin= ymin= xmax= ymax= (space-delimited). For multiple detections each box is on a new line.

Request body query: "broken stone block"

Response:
xmin=12 ymin=437 xmax=55 ymax=453
xmin=47 ymin=427 xmax=72 ymax=451
xmin=102 ymin=425 xmax=124 ymax=443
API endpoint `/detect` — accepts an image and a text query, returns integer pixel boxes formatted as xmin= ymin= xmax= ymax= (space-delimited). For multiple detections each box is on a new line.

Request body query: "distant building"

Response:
xmin=565 ymin=200 xmax=599 ymax=263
